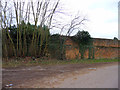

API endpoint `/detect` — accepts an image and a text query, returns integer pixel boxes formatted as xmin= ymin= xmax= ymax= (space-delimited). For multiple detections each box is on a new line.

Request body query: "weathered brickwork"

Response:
xmin=65 ymin=37 xmax=120 ymax=59
xmin=94 ymin=47 xmax=118 ymax=59
xmin=93 ymin=38 xmax=119 ymax=47
xmin=65 ymin=38 xmax=80 ymax=59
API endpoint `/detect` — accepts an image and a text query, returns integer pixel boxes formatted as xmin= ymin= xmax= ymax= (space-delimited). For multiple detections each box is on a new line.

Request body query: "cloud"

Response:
xmin=5 ymin=0 xmax=118 ymax=39
xmin=89 ymin=22 xmax=118 ymax=39
xmin=58 ymin=0 xmax=118 ymax=39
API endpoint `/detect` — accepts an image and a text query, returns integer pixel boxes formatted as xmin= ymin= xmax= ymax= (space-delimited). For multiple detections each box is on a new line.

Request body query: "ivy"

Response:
xmin=48 ymin=34 xmax=65 ymax=60
xmin=71 ymin=30 xmax=94 ymax=59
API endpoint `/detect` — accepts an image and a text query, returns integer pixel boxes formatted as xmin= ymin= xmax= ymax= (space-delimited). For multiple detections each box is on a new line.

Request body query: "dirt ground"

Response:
xmin=2 ymin=62 xmax=118 ymax=88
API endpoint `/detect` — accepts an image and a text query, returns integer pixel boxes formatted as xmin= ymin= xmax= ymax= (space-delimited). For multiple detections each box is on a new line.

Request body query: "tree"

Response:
xmin=1 ymin=1 xmax=16 ymax=58
xmin=48 ymin=34 xmax=64 ymax=59
xmin=1 ymin=0 xmax=60 ymax=58
xmin=74 ymin=30 xmax=91 ymax=45
xmin=72 ymin=30 xmax=91 ymax=59
xmin=28 ymin=0 xmax=60 ymax=57
xmin=58 ymin=13 xmax=87 ymax=60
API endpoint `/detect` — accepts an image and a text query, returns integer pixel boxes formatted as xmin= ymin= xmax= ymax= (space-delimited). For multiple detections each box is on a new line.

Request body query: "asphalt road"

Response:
xmin=54 ymin=64 xmax=118 ymax=88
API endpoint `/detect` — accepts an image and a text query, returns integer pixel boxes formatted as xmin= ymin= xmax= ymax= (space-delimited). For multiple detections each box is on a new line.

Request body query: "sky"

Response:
xmin=1 ymin=0 xmax=119 ymax=39
xmin=51 ymin=0 xmax=119 ymax=39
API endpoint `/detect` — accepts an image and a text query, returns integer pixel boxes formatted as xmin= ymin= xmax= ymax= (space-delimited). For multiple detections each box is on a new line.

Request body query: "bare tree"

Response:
xmin=60 ymin=13 xmax=87 ymax=36
xmin=56 ymin=13 xmax=87 ymax=60
xmin=1 ymin=1 xmax=17 ymax=58
xmin=28 ymin=0 xmax=60 ymax=56
xmin=1 ymin=0 xmax=87 ymax=59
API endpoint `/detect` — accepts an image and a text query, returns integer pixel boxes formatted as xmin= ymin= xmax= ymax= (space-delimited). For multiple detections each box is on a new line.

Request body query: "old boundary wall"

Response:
xmin=65 ymin=37 xmax=120 ymax=59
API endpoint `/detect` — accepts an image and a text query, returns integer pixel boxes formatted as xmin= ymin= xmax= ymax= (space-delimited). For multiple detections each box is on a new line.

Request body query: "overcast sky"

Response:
xmin=2 ymin=0 xmax=119 ymax=39
xmin=51 ymin=0 xmax=119 ymax=39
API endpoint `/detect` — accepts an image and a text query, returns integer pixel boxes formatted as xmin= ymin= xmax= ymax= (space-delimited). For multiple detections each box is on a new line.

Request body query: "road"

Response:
xmin=53 ymin=64 xmax=118 ymax=88
xmin=2 ymin=62 xmax=118 ymax=88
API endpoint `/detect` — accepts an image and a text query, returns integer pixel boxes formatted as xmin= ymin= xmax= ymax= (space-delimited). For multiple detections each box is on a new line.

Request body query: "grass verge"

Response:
xmin=2 ymin=58 xmax=119 ymax=68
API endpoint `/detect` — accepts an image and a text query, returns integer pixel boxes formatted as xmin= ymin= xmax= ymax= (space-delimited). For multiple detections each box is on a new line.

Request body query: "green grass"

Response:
xmin=2 ymin=58 xmax=119 ymax=68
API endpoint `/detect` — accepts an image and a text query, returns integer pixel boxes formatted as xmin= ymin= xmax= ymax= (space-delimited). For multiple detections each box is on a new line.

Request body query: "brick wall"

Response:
xmin=94 ymin=47 xmax=118 ymax=59
xmin=65 ymin=37 xmax=120 ymax=59
xmin=93 ymin=38 xmax=119 ymax=59
xmin=65 ymin=38 xmax=80 ymax=59
xmin=93 ymin=38 xmax=119 ymax=47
